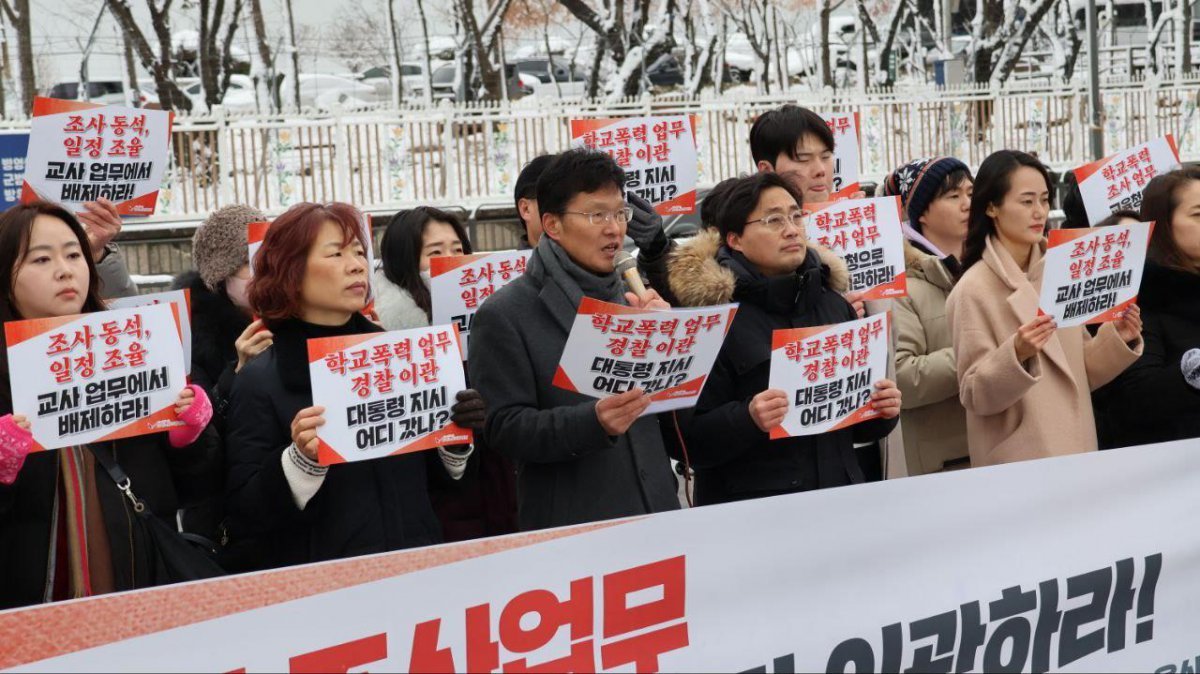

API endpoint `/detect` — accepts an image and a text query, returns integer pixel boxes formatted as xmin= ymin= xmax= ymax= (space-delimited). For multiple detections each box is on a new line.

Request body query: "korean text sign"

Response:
xmin=1073 ymin=136 xmax=1180 ymax=225
xmin=23 ymin=97 xmax=172 ymax=215
xmin=430 ymin=250 xmax=530 ymax=360
xmin=806 ymin=196 xmax=907 ymax=300
xmin=108 ymin=289 xmax=192 ymax=374
xmin=822 ymin=111 xmax=862 ymax=199
xmin=1038 ymin=220 xmax=1152 ymax=327
xmin=0 ymin=132 xmax=30 ymax=209
xmin=768 ymin=313 xmax=890 ymax=438
xmin=571 ymin=115 xmax=699 ymax=215
xmin=5 ymin=303 xmax=187 ymax=451
xmin=552 ymin=297 xmax=737 ymax=415
xmin=307 ymin=325 xmax=472 ymax=466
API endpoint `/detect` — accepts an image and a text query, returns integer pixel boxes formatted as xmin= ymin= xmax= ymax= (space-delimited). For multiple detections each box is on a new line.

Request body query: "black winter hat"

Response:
xmin=889 ymin=157 xmax=971 ymax=229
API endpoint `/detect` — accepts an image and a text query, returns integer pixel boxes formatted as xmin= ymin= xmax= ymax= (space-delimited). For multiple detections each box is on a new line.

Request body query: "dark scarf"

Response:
xmin=531 ymin=236 xmax=628 ymax=308
xmin=268 ymin=313 xmax=382 ymax=393
xmin=717 ymin=245 xmax=828 ymax=315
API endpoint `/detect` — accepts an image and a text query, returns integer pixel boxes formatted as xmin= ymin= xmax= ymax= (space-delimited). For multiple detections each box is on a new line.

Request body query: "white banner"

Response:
xmin=571 ymin=115 xmax=700 ymax=215
xmin=806 ymin=196 xmax=908 ymax=300
xmin=108 ymin=289 xmax=192 ymax=374
xmin=4 ymin=304 xmax=186 ymax=451
xmin=306 ymin=325 xmax=471 ymax=465
xmin=1038 ymin=221 xmax=1152 ymax=327
xmin=552 ymin=297 xmax=737 ymax=415
xmin=430 ymin=250 xmax=530 ymax=360
xmin=22 ymin=97 xmax=172 ymax=215
xmin=768 ymin=314 xmax=891 ymax=437
xmin=3 ymin=439 xmax=1199 ymax=672
xmin=822 ymin=111 xmax=861 ymax=199
xmin=1073 ymin=136 xmax=1180 ymax=225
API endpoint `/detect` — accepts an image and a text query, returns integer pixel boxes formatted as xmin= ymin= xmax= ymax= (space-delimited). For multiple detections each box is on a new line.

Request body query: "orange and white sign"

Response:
xmin=822 ymin=111 xmax=861 ymax=199
xmin=768 ymin=313 xmax=890 ymax=438
xmin=307 ymin=325 xmax=472 ymax=466
xmin=571 ymin=115 xmax=700 ymax=215
xmin=1038 ymin=220 xmax=1152 ymax=328
xmin=246 ymin=220 xmax=271 ymax=276
xmin=806 ymin=196 xmax=907 ymax=300
xmin=108 ymin=289 xmax=192 ymax=375
xmin=552 ymin=297 xmax=736 ymax=415
xmin=1074 ymin=136 xmax=1180 ymax=226
xmin=22 ymin=97 xmax=173 ymax=215
xmin=4 ymin=303 xmax=186 ymax=451
xmin=430 ymin=249 xmax=530 ymax=360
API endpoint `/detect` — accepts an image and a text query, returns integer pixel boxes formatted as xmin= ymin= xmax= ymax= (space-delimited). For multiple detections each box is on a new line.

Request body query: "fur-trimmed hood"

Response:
xmin=904 ymin=240 xmax=957 ymax=293
xmin=665 ymin=229 xmax=850 ymax=307
xmin=372 ymin=268 xmax=431 ymax=331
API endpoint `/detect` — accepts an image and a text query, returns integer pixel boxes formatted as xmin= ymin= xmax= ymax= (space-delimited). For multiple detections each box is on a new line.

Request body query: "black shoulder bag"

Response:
xmin=89 ymin=443 xmax=226 ymax=585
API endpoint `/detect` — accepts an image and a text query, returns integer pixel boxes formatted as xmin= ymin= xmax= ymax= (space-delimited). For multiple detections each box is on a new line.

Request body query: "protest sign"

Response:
xmin=108 ymin=289 xmax=192 ymax=374
xmin=1073 ymin=136 xmax=1180 ymax=225
xmin=822 ymin=111 xmax=861 ymax=199
xmin=768 ymin=313 xmax=890 ymax=438
xmin=307 ymin=325 xmax=472 ymax=466
xmin=806 ymin=196 xmax=907 ymax=299
xmin=552 ymin=297 xmax=737 ymax=415
xmin=247 ymin=220 xmax=271 ymax=276
xmin=22 ymin=97 xmax=173 ymax=215
xmin=0 ymin=131 xmax=29 ymax=210
xmin=571 ymin=115 xmax=699 ymax=215
xmin=1038 ymin=220 xmax=1152 ymax=327
xmin=429 ymin=249 xmax=530 ymax=360
xmin=5 ymin=303 xmax=187 ymax=451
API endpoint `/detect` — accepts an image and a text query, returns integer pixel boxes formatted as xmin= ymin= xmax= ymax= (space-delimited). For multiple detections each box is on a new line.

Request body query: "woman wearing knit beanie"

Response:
xmin=883 ymin=157 xmax=974 ymax=475
xmin=173 ymin=204 xmax=272 ymax=427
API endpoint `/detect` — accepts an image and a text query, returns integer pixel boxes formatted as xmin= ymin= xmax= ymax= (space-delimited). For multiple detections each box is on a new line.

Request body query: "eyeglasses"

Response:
xmin=745 ymin=212 xmax=806 ymax=233
xmin=562 ymin=208 xmax=634 ymax=227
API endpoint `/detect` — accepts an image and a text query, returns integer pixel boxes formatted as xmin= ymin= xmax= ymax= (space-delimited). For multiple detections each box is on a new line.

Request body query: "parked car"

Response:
xmin=510 ymin=58 xmax=588 ymax=97
xmin=180 ymin=74 xmax=258 ymax=113
xmin=278 ymin=73 xmax=385 ymax=109
xmin=360 ymin=62 xmax=434 ymax=101
xmin=46 ymin=79 xmax=133 ymax=106
xmin=430 ymin=63 xmax=531 ymax=102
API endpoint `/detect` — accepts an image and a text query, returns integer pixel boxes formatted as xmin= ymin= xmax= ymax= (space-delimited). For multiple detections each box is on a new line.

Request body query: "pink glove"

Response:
xmin=169 ymin=385 xmax=213 ymax=449
xmin=0 ymin=414 xmax=34 ymax=485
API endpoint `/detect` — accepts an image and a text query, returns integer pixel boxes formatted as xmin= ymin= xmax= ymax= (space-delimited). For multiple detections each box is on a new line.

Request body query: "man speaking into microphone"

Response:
xmin=468 ymin=149 xmax=682 ymax=531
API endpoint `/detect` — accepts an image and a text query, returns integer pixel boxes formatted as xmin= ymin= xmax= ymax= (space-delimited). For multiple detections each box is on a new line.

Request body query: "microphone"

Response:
xmin=614 ymin=250 xmax=647 ymax=303
xmin=1182 ymin=349 xmax=1200 ymax=390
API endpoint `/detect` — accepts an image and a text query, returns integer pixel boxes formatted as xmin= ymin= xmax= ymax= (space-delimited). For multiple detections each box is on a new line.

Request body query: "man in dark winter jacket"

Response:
xmin=668 ymin=173 xmax=901 ymax=505
xmin=515 ymin=154 xmax=555 ymax=249
xmin=469 ymin=149 xmax=681 ymax=531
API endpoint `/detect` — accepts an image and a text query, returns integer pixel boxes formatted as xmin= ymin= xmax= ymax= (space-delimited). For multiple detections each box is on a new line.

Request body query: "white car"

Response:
xmin=279 ymin=73 xmax=384 ymax=109
xmin=181 ymin=75 xmax=258 ymax=113
xmin=359 ymin=62 xmax=431 ymax=101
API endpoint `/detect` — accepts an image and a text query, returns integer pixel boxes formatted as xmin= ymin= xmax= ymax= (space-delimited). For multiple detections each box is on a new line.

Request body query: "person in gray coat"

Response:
xmin=468 ymin=149 xmax=681 ymax=531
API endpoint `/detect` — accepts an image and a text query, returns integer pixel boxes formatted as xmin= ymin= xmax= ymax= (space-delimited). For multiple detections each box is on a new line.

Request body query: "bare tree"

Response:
xmin=968 ymin=0 xmax=1060 ymax=84
xmin=854 ymin=0 xmax=907 ymax=86
xmin=415 ymin=0 xmax=436 ymax=103
xmin=328 ymin=3 xmax=393 ymax=74
xmin=455 ymin=0 xmax=514 ymax=100
xmin=722 ymin=0 xmax=776 ymax=92
xmin=247 ymin=0 xmax=280 ymax=111
xmin=105 ymin=0 xmax=194 ymax=113
xmin=0 ymin=0 xmax=32 ymax=114
xmin=557 ymin=0 xmax=677 ymax=97
xmin=196 ymin=0 xmax=246 ymax=110
xmin=819 ymin=0 xmax=835 ymax=87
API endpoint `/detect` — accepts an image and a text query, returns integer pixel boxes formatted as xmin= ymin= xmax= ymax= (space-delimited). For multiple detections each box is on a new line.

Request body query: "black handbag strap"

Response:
xmin=88 ymin=443 xmax=149 ymax=516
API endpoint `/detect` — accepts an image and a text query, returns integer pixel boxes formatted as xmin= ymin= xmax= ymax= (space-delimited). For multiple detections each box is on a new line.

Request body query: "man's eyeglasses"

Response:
xmin=745 ymin=211 xmax=806 ymax=233
xmin=562 ymin=207 xmax=635 ymax=227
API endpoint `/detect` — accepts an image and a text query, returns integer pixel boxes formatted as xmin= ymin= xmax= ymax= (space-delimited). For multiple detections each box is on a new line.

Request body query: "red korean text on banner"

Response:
xmin=4 ymin=303 xmax=187 ymax=451
xmin=552 ymin=297 xmax=737 ymax=415
xmin=22 ymin=97 xmax=174 ymax=216
xmin=430 ymin=249 xmax=531 ymax=360
xmin=1038 ymin=220 xmax=1153 ymax=327
xmin=307 ymin=324 xmax=472 ymax=466
xmin=821 ymin=111 xmax=862 ymax=199
xmin=571 ymin=115 xmax=700 ymax=216
xmin=768 ymin=313 xmax=891 ymax=438
xmin=806 ymin=195 xmax=907 ymax=300
xmin=108 ymin=288 xmax=193 ymax=375
xmin=1073 ymin=136 xmax=1180 ymax=226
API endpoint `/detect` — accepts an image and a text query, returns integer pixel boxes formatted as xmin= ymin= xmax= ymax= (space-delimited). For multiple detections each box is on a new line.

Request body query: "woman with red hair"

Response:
xmin=222 ymin=202 xmax=484 ymax=571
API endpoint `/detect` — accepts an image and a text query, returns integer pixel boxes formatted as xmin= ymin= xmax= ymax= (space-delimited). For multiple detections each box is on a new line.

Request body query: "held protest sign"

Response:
xmin=0 ymin=132 xmax=29 ymax=209
xmin=22 ymin=97 xmax=173 ymax=215
xmin=571 ymin=115 xmax=699 ymax=215
xmin=806 ymin=196 xmax=907 ymax=300
xmin=1073 ymin=136 xmax=1180 ymax=226
xmin=307 ymin=325 xmax=472 ymax=466
xmin=247 ymin=220 xmax=271 ymax=276
xmin=108 ymin=289 xmax=192 ymax=374
xmin=822 ymin=111 xmax=861 ymax=199
xmin=552 ymin=297 xmax=737 ymax=415
xmin=5 ymin=303 xmax=186 ymax=451
xmin=768 ymin=313 xmax=890 ymax=438
xmin=429 ymin=249 xmax=530 ymax=360
xmin=1038 ymin=220 xmax=1152 ymax=327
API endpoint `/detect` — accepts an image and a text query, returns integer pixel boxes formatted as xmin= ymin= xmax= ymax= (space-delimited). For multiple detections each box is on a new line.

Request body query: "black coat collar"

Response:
xmin=269 ymin=314 xmax=382 ymax=392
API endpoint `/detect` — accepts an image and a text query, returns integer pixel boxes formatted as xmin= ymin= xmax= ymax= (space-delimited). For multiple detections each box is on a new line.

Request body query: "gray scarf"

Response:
xmin=533 ymin=237 xmax=627 ymax=307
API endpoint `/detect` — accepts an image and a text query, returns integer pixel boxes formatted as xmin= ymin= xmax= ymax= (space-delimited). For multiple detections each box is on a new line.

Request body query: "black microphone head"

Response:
xmin=614 ymin=250 xmax=637 ymax=275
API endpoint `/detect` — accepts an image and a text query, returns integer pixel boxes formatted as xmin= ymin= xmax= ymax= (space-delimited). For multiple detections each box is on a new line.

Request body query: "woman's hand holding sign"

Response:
xmin=1116 ymin=304 xmax=1142 ymax=344
xmin=77 ymin=198 xmax=123 ymax=262
xmin=291 ymin=406 xmax=326 ymax=462
xmin=1014 ymin=314 xmax=1057 ymax=362
xmin=869 ymin=380 xmax=902 ymax=419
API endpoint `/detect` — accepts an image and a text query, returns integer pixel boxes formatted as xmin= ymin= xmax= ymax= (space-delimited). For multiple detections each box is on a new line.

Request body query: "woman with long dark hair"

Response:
xmin=1099 ymin=167 xmax=1200 ymax=447
xmin=947 ymin=150 xmax=1143 ymax=467
xmin=373 ymin=207 xmax=472 ymax=331
xmin=0 ymin=202 xmax=217 ymax=608
xmin=223 ymin=202 xmax=487 ymax=571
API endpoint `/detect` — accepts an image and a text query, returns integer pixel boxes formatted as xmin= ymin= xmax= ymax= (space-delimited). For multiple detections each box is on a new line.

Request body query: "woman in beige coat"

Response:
xmin=947 ymin=150 xmax=1143 ymax=467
